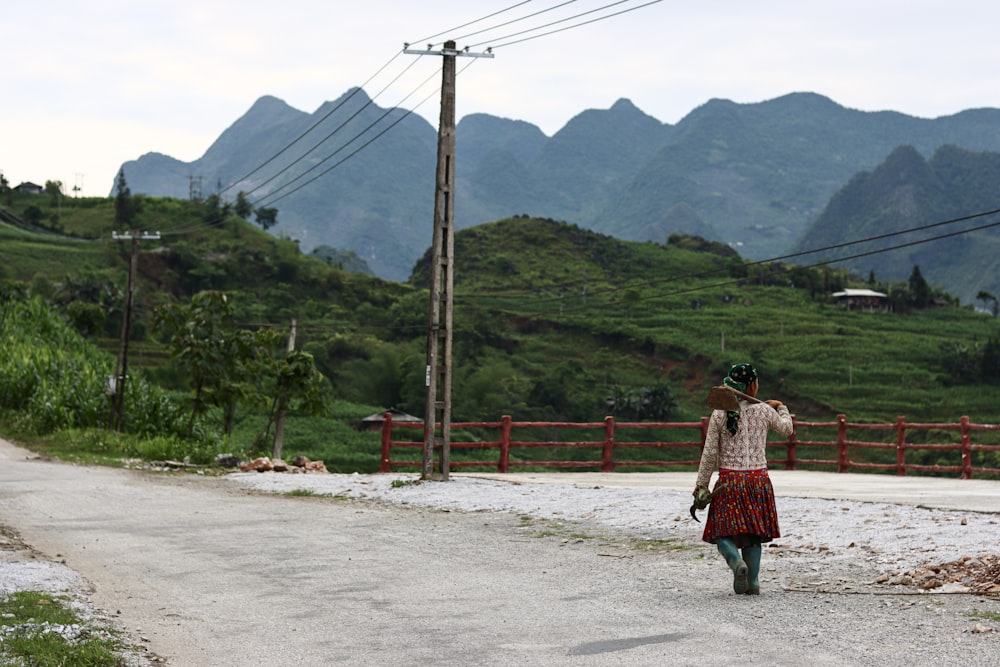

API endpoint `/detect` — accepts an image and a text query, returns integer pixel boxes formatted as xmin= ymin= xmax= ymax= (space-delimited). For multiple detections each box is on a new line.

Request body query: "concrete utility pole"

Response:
xmin=404 ymin=40 xmax=492 ymax=480
xmin=108 ymin=230 xmax=160 ymax=432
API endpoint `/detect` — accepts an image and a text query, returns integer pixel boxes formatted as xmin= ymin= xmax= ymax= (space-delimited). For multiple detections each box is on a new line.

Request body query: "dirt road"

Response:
xmin=1 ymin=437 xmax=996 ymax=666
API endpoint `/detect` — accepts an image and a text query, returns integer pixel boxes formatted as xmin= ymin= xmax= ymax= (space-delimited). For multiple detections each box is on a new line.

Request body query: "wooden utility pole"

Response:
xmin=404 ymin=40 xmax=492 ymax=480
xmin=109 ymin=230 xmax=160 ymax=432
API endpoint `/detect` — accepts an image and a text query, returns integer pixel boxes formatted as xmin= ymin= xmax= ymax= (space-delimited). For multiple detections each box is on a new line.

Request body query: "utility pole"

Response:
xmin=108 ymin=230 xmax=160 ymax=432
xmin=404 ymin=40 xmax=492 ymax=480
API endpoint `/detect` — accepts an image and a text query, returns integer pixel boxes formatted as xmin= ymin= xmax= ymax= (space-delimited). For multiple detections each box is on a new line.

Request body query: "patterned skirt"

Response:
xmin=702 ymin=468 xmax=780 ymax=547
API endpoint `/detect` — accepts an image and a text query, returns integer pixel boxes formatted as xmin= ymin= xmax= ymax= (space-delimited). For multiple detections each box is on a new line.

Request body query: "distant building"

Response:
xmin=831 ymin=288 xmax=888 ymax=312
xmin=13 ymin=181 xmax=43 ymax=194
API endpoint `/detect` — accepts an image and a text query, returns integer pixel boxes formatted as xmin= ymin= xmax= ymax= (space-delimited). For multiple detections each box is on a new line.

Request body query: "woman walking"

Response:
xmin=694 ymin=363 xmax=793 ymax=594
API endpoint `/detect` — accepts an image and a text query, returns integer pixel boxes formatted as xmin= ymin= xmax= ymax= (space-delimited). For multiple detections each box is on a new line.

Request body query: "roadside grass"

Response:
xmin=282 ymin=488 xmax=317 ymax=497
xmin=0 ymin=591 xmax=132 ymax=666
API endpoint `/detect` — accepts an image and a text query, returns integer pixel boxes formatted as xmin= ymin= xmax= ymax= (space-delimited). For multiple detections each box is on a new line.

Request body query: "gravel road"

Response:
xmin=1 ymin=437 xmax=997 ymax=666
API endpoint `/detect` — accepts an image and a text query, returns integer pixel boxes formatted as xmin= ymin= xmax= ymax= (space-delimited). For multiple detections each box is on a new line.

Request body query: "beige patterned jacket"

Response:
xmin=696 ymin=401 xmax=793 ymax=489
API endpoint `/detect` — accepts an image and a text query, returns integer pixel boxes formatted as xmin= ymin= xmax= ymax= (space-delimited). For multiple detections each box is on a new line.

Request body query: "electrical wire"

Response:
xmin=220 ymin=52 xmax=404 ymax=196
xmin=447 ymin=1 xmax=581 ymax=44
xmin=467 ymin=0 xmax=664 ymax=49
xmin=409 ymin=0 xmax=536 ymax=46
xmin=233 ymin=1 xmax=663 ymax=207
xmin=239 ymin=56 xmax=426 ymax=202
xmin=254 ymin=59 xmax=477 ymax=206
xmin=218 ymin=2 xmax=538 ymax=200
xmin=252 ymin=67 xmax=447 ymax=208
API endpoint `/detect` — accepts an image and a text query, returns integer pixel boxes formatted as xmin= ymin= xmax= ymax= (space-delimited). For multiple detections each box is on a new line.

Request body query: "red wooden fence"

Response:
xmin=379 ymin=413 xmax=1000 ymax=479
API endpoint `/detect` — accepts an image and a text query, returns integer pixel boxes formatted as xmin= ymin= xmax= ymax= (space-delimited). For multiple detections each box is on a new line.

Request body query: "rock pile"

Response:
xmin=237 ymin=456 xmax=328 ymax=474
xmin=878 ymin=554 xmax=1000 ymax=594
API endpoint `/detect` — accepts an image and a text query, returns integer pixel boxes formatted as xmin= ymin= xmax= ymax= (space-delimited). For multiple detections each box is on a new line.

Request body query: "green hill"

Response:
xmin=3 ymin=190 xmax=999 ymax=473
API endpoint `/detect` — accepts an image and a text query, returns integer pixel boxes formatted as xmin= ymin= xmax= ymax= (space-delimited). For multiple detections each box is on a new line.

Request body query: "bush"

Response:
xmin=0 ymin=295 xmax=194 ymax=442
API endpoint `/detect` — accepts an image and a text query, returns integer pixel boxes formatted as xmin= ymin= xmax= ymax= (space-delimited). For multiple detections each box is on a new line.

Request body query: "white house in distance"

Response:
xmin=831 ymin=288 xmax=889 ymax=312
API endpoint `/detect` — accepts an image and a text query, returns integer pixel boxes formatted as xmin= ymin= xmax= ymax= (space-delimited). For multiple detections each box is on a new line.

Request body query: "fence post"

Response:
xmin=786 ymin=415 xmax=798 ymax=470
xmin=837 ymin=414 xmax=848 ymax=473
xmin=379 ymin=411 xmax=394 ymax=473
xmin=699 ymin=417 xmax=709 ymax=451
xmin=960 ymin=415 xmax=972 ymax=479
xmin=896 ymin=416 xmax=907 ymax=476
xmin=499 ymin=415 xmax=512 ymax=473
xmin=602 ymin=416 xmax=615 ymax=472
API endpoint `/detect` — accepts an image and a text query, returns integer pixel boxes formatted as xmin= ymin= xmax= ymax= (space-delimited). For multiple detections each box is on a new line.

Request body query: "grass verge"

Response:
xmin=0 ymin=591 xmax=139 ymax=666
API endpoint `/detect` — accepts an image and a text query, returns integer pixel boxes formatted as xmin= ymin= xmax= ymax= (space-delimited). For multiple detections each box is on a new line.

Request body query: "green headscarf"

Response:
xmin=723 ymin=363 xmax=758 ymax=436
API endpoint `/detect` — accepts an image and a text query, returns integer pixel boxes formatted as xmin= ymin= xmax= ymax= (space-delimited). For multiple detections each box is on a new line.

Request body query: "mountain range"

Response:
xmin=116 ymin=88 xmax=1000 ymax=296
xmin=796 ymin=144 xmax=1000 ymax=304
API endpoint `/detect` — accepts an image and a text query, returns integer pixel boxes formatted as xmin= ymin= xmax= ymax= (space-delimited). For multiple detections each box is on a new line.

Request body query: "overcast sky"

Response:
xmin=5 ymin=0 xmax=999 ymax=196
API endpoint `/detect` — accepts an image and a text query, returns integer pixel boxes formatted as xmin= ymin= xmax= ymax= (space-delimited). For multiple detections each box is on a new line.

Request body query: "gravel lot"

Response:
xmin=1 ymin=437 xmax=998 ymax=666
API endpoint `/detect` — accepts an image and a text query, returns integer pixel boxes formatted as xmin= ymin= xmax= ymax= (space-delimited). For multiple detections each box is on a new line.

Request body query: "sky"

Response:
xmin=5 ymin=0 xmax=1000 ymax=197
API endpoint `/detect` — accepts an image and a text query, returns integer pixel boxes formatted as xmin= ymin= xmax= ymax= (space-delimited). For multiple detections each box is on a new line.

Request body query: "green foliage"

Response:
xmin=255 ymin=206 xmax=278 ymax=231
xmin=608 ymin=382 xmax=678 ymax=421
xmin=3 ymin=197 xmax=1000 ymax=474
xmin=0 ymin=591 xmax=124 ymax=666
xmin=234 ymin=191 xmax=253 ymax=219
xmin=0 ymin=295 xmax=194 ymax=442
xmin=154 ymin=291 xmax=329 ymax=452
xmin=113 ymin=169 xmax=136 ymax=230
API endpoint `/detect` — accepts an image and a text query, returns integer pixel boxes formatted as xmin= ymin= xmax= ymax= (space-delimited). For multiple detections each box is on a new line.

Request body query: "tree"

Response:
xmin=114 ymin=170 xmax=135 ymax=230
xmin=154 ymin=291 xmax=273 ymax=436
xmin=155 ymin=291 xmax=326 ymax=442
xmin=908 ymin=265 xmax=931 ymax=308
xmin=254 ymin=206 xmax=278 ymax=231
xmin=22 ymin=205 xmax=43 ymax=226
xmin=976 ymin=290 xmax=998 ymax=317
xmin=44 ymin=180 xmax=63 ymax=207
xmin=234 ymin=191 xmax=253 ymax=220
xmin=259 ymin=350 xmax=327 ymax=456
xmin=981 ymin=338 xmax=1000 ymax=384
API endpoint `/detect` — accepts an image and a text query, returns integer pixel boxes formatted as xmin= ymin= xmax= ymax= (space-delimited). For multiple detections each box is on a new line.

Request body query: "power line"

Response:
xmin=447 ymin=1 xmax=581 ymax=44
xmin=250 ymin=61 xmax=438 ymax=205
xmin=467 ymin=0 xmax=664 ymax=49
xmin=239 ymin=56 xmax=425 ymax=201
xmin=220 ymin=52 xmax=404 ymax=196
xmin=230 ymin=2 xmax=664 ymax=208
xmin=255 ymin=59 xmax=482 ymax=209
xmin=223 ymin=4 xmax=538 ymax=202
xmin=409 ymin=0 xmax=536 ymax=46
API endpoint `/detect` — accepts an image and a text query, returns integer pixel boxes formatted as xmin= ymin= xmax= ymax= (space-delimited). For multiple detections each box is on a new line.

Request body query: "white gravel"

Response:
xmin=224 ymin=471 xmax=997 ymax=573
xmin=0 ymin=560 xmax=87 ymax=595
